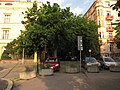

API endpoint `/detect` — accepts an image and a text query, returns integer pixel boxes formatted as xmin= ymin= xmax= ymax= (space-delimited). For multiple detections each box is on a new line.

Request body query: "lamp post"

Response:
xmin=22 ymin=48 xmax=24 ymax=64
xmin=20 ymin=30 xmax=25 ymax=64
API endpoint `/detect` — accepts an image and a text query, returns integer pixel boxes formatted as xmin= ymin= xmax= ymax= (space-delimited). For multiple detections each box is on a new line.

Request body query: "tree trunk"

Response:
xmin=54 ymin=49 xmax=57 ymax=57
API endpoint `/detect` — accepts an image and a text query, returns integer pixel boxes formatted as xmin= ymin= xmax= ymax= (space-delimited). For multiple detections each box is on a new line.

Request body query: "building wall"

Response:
xmin=84 ymin=0 xmax=120 ymax=56
xmin=0 ymin=0 xmax=42 ymax=59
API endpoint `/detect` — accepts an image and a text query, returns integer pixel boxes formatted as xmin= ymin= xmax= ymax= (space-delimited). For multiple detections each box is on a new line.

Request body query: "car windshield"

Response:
xmin=86 ymin=57 xmax=97 ymax=63
xmin=46 ymin=58 xmax=58 ymax=62
xmin=104 ymin=58 xmax=114 ymax=62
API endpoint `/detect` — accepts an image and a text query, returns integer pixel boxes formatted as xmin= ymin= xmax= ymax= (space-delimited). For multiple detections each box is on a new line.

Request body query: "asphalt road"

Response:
xmin=0 ymin=63 xmax=120 ymax=90
xmin=12 ymin=70 xmax=120 ymax=90
xmin=43 ymin=71 xmax=120 ymax=90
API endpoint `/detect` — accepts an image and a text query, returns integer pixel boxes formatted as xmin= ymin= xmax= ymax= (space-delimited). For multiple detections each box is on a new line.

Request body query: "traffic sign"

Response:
xmin=78 ymin=36 xmax=83 ymax=50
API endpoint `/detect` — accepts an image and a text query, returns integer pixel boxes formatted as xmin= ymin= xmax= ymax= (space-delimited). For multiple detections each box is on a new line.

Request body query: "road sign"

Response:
xmin=77 ymin=36 xmax=83 ymax=73
xmin=78 ymin=36 xmax=83 ymax=50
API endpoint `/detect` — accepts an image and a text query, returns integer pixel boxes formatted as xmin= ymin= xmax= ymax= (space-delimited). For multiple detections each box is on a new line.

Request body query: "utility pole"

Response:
xmin=78 ymin=36 xmax=83 ymax=73
xmin=22 ymin=48 xmax=25 ymax=64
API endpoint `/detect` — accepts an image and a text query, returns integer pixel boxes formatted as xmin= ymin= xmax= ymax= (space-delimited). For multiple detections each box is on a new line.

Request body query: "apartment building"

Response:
xmin=84 ymin=0 xmax=120 ymax=57
xmin=0 ymin=0 xmax=42 ymax=59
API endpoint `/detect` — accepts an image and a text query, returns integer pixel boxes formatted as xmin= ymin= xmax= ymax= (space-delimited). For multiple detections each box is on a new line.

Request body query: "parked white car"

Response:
xmin=98 ymin=57 xmax=117 ymax=69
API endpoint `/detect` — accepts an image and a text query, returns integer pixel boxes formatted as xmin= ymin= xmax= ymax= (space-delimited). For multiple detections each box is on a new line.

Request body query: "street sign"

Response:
xmin=77 ymin=36 xmax=83 ymax=73
xmin=78 ymin=36 xmax=83 ymax=50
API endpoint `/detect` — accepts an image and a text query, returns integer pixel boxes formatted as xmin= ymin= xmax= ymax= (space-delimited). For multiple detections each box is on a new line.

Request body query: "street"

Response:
xmin=12 ymin=70 xmax=120 ymax=90
xmin=0 ymin=63 xmax=120 ymax=90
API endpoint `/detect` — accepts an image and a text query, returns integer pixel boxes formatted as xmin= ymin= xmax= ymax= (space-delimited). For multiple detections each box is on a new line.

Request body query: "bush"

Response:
xmin=1 ymin=53 xmax=11 ymax=60
xmin=40 ymin=63 xmax=51 ymax=69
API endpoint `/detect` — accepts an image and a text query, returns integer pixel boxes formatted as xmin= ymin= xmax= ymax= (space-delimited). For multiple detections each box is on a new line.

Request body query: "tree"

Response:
xmin=65 ymin=15 xmax=99 ymax=58
xmin=111 ymin=0 xmax=120 ymax=49
xmin=1 ymin=39 xmax=17 ymax=60
xmin=111 ymin=0 xmax=120 ymax=11
xmin=2 ymin=1 xmax=100 ymax=60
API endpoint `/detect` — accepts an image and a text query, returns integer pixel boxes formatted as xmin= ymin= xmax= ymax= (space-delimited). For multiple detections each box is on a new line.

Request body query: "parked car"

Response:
xmin=82 ymin=57 xmax=100 ymax=69
xmin=44 ymin=57 xmax=60 ymax=71
xmin=98 ymin=57 xmax=117 ymax=69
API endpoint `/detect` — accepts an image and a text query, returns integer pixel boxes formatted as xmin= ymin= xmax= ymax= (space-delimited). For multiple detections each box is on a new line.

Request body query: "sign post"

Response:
xmin=78 ymin=36 xmax=83 ymax=73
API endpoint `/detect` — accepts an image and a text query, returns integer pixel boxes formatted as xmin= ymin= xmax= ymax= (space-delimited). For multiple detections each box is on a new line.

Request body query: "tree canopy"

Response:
xmin=1 ymin=1 xmax=100 ymax=60
xmin=111 ymin=0 xmax=120 ymax=49
xmin=111 ymin=0 xmax=120 ymax=11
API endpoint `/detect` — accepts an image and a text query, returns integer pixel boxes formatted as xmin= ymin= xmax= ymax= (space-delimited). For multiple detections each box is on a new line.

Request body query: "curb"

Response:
xmin=1 ymin=78 xmax=13 ymax=90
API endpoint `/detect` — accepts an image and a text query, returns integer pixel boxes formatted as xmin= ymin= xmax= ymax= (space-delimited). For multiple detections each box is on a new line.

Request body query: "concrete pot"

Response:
xmin=19 ymin=70 xmax=36 ymax=80
xmin=110 ymin=65 xmax=120 ymax=72
xmin=39 ymin=69 xmax=53 ymax=76
xmin=87 ymin=65 xmax=99 ymax=73
xmin=65 ymin=67 xmax=79 ymax=73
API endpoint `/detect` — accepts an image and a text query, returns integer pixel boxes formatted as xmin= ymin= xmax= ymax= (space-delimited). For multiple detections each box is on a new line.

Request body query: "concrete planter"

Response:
xmin=39 ymin=69 xmax=53 ymax=76
xmin=19 ymin=70 xmax=36 ymax=80
xmin=87 ymin=65 xmax=99 ymax=73
xmin=65 ymin=66 xmax=79 ymax=73
xmin=110 ymin=65 xmax=120 ymax=72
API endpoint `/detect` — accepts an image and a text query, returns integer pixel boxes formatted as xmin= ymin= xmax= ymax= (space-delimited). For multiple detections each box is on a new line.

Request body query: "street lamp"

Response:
xmin=20 ymin=30 xmax=25 ymax=64
xmin=22 ymin=47 xmax=25 ymax=64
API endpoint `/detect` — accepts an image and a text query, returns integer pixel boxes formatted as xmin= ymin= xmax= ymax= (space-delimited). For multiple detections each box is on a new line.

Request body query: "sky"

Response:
xmin=39 ymin=0 xmax=94 ymax=15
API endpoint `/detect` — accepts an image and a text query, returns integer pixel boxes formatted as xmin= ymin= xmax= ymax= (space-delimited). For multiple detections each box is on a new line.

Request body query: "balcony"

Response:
xmin=106 ymin=15 xmax=113 ymax=20
xmin=106 ymin=26 xmax=114 ymax=32
xmin=107 ymin=38 xmax=115 ymax=43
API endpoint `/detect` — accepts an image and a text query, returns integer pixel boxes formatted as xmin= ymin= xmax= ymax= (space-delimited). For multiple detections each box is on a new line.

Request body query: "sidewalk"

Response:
xmin=0 ymin=62 xmax=120 ymax=90
xmin=0 ymin=62 xmax=36 ymax=90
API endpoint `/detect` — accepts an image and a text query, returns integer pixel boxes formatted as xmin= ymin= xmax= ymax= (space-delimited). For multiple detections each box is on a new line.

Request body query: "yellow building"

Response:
xmin=0 ymin=0 xmax=42 ymax=59
xmin=84 ymin=0 xmax=120 ymax=57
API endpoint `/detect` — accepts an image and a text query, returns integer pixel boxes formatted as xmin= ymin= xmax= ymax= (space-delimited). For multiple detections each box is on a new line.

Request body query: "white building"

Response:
xmin=0 ymin=0 xmax=42 ymax=59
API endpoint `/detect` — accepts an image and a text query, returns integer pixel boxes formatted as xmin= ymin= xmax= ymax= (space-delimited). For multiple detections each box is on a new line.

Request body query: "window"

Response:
xmin=108 ymin=33 xmax=113 ymax=38
xmin=98 ymin=20 xmax=101 ymax=26
xmin=108 ymin=44 xmax=112 ymax=52
xmin=98 ymin=9 xmax=103 ymax=16
xmin=2 ymin=30 xmax=9 ymax=39
xmin=118 ymin=11 xmax=120 ymax=17
xmin=109 ymin=45 xmax=112 ymax=52
xmin=106 ymin=11 xmax=111 ymax=16
xmin=99 ymin=32 xmax=101 ymax=38
xmin=4 ymin=14 xmax=11 ymax=23
xmin=100 ymin=9 xmax=103 ymax=16
xmin=105 ymin=1 xmax=110 ymax=7
xmin=98 ymin=9 xmax=100 ymax=16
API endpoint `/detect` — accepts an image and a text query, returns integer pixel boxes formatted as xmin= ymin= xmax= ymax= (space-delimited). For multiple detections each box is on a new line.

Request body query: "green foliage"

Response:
xmin=111 ymin=0 xmax=120 ymax=11
xmin=115 ymin=23 xmax=120 ymax=48
xmin=1 ymin=39 xmax=20 ymax=59
xmin=2 ymin=1 xmax=100 ymax=60
xmin=40 ymin=63 xmax=51 ymax=69
xmin=1 ymin=51 xmax=11 ymax=60
xmin=111 ymin=0 xmax=120 ymax=49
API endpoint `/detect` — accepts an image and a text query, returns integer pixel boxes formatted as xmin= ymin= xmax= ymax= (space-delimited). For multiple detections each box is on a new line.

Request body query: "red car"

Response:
xmin=44 ymin=57 xmax=60 ymax=71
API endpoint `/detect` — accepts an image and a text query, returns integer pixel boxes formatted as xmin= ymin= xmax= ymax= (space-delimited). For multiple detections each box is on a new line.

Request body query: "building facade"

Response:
xmin=0 ymin=0 xmax=42 ymax=59
xmin=84 ymin=0 xmax=120 ymax=57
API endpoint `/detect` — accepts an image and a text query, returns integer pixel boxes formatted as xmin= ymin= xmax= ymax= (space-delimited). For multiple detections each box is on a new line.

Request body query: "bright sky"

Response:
xmin=39 ymin=0 xmax=94 ymax=15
